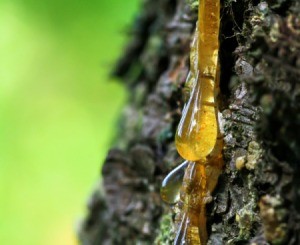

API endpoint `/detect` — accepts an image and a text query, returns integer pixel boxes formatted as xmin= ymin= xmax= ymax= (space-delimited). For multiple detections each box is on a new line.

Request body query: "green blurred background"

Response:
xmin=0 ymin=0 xmax=139 ymax=244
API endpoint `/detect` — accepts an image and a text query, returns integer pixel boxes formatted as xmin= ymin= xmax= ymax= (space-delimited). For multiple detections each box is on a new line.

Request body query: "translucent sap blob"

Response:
xmin=175 ymin=0 xmax=220 ymax=162
xmin=160 ymin=161 xmax=189 ymax=204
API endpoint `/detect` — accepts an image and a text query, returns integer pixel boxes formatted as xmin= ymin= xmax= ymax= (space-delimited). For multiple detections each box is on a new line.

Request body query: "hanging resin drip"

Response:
xmin=175 ymin=0 xmax=221 ymax=162
xmin=160 ymin=1 xmax=223 ymax=244
xmin=160 ymin=161 xmax=189 ymax=204
xmin=174 ymin=158 xmax=224 ymax=245
xmin=174 ymin=162 xmax=207 ymax=245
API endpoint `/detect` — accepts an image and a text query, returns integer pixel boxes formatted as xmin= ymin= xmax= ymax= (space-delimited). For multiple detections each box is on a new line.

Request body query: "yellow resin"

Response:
xmin=174 ymin=162 xmax=208 ymax=244
xmin=160 ymin=1 xmax=222 ymax=244
xmin=174 ymin=0 xmax=222 ymax=244
xmin=174 ymin=140 xmax=223 ymax=245
xmin=175 ymin=0 xmax=220 ymax=161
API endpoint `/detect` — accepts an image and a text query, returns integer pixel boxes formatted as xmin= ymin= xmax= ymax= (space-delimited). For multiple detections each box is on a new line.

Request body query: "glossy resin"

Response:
xmin=175 ymin=1 xmax=220 ymax=162
xmin=161 ymin=1 xmax=223 ymax=244
xmin=160 ymin=161 xmax=189 ymax=204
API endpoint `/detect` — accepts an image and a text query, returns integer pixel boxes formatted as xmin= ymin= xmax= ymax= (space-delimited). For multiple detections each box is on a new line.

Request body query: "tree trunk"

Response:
xmin=78 ymin=0 xmax=300 ymax=244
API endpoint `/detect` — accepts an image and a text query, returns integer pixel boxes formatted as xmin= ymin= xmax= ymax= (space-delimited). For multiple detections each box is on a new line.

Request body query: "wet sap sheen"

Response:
xmin=160 ymin=161 xmax=189 ymax=204
xmin=161 ymin=1 xmax=223 ymax=245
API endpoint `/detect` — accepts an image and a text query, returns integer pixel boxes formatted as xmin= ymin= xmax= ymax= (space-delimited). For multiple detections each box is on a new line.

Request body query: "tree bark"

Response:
xmin=78 ymin=0 xmax=300 ymax=244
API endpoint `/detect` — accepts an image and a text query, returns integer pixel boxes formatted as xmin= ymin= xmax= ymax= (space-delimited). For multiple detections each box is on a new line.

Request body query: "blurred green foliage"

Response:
xmin=0 ymin=0 xmax=139 ymax=244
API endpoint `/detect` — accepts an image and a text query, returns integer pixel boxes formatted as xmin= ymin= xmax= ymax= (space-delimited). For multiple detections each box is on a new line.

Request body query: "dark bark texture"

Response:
xmin=78 ymin=0 xmax=300 ymax=244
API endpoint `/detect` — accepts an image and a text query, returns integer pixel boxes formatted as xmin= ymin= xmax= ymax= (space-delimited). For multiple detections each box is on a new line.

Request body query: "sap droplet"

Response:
xmin=175 ymin=70 xmax=218 ymax=161
xmin=175 ymin=0 xmax=220 ymax=162
xmin=160 ymin=161 xmax=189 ymax=204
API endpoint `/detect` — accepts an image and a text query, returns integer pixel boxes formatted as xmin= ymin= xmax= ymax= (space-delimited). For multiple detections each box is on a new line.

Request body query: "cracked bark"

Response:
xmin=78 ymin=0 xmax=300 ymax=244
